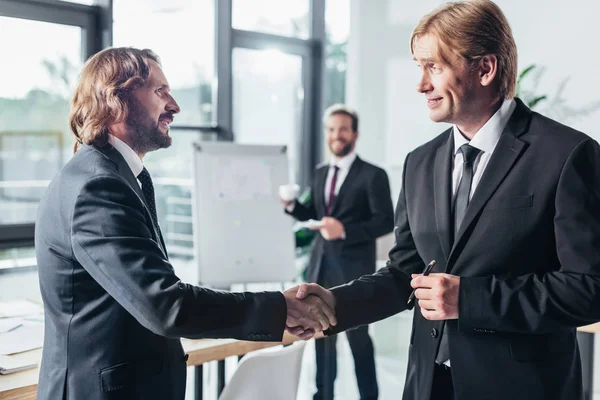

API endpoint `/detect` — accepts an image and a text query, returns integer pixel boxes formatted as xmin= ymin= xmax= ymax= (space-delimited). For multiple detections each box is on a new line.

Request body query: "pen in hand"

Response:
xmin=407 ymin=260 xmax=436 ymax=305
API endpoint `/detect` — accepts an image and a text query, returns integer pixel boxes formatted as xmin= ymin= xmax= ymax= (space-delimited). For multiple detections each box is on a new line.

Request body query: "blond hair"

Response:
xmin=69 ymin=47 xmax=161 ymax=152
xmin=410 ymin=0 xmax=517 ymax=99
xmin=322 ymin=104 xmax=359 ymax=132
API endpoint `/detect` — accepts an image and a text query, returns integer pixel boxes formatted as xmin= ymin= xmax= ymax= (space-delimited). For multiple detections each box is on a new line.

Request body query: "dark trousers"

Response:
xmin=429 ymin=364 xmax=454 ymax=400
xmin=314 ymin=326 xmax=378 ymax=400
xmin=314 ymin=257 xmax=378 ymax=400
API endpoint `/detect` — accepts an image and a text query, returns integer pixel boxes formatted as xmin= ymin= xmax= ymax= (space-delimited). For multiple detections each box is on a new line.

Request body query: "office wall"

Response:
xmin=347 ymin=0 xmax=600 ymax=200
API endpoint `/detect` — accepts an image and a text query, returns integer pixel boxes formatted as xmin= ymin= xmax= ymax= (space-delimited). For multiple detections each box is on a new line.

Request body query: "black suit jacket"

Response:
xmin=35 ymin=143 xmax=287 ymax=400
xmin=287 ymin=156 xmax=394 ymax=284
xmin=326 ymin=99 xmax=600 ymax=400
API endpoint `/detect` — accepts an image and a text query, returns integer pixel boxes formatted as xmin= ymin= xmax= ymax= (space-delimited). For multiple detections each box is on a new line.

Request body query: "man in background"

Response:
xmin=281 ymin=104 xmax=394 ymax=400
xmin=35 ymin=47 xmax=335 ymax=400
xmin=295 ymin=1 xmax=600 ymax=399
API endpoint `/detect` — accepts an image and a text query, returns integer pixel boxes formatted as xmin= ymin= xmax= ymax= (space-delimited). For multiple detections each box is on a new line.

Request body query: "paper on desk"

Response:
xmin=0 ymin=355 xmax=37 ymax=375
xmin=0 ymin=318 xmax=22 ymax=334
xmin=0 ymin=321 xmax=44 ymax=355
xmin=0 ymin=300 xmax=43 ymax=319
xmin=295 ymin=219 xmax=325 ymax=229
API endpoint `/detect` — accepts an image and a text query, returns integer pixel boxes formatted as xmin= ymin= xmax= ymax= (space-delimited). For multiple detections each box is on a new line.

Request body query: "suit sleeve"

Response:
xmin=326 ymin=154 xmax=425 ymax=334
xmin=342 ymin=167 xmax=395 ymax=245
xmin=71 ymin=175 xmax=287 ymax=341
xmin=459 ymin=139 xmax=600 ymax=334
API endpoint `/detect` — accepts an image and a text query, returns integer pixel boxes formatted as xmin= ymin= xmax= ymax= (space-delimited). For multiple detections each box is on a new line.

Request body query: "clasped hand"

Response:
xmin=411 ymin=273 xmax=460 ymax=320
xmin=283 ymin=283 xmax=336 ymax=340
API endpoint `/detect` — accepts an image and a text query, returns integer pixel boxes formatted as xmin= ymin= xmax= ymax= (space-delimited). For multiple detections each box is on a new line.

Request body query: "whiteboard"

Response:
xmin=191 ymin=142 xmax=297 ymax=287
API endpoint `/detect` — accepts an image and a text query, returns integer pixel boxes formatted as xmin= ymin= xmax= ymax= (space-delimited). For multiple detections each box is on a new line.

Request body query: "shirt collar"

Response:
xmin=453 ymin=98 xmax=516 ymax=155
xmin=330 ymin=151 xmax=357 ymax=170
xmin=108 ymin=134 xmax=144 ymax=178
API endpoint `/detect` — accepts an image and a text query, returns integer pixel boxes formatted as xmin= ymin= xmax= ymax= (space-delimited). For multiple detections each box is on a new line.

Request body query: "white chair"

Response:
xmin=218 ymin=340 xmax=307 ymax=400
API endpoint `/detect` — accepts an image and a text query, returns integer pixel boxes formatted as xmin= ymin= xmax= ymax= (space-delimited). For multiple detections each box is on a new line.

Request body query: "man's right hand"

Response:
xmin=279 ymin=196 xmax=294 ymax=207
xmin=283 ymin=284 xmax=336 ymax=340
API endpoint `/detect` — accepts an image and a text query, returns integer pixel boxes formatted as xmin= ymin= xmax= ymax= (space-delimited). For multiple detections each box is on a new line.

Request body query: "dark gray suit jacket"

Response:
xmin=326 ymin=99 xmax=600 ymax=400
xmin=35 ymin=143 xmax=287 ymax=400
xmin=287 ymin=156 xmax=394 ymax=285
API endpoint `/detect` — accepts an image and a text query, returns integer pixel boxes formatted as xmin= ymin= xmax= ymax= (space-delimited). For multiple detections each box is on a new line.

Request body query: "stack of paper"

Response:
xmin=0 ymin=301 xmax=45 ymax=357
xmin=0 ymin=300 xmax=43 ymax=318
xmin=0 ymin=321 xmax=44 ymax=356
xmin=0 ymin=355 xmax=37 ymax=375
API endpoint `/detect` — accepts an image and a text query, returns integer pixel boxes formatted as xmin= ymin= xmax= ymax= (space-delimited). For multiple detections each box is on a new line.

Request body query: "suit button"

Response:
xmin=431 ymin=328 xmax=438 ymax=338
xmin=183 ymin=354 xmax=189 ymax=362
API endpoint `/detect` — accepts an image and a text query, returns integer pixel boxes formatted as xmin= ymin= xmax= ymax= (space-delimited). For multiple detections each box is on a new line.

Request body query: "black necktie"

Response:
xmin=137 ymin=167 xmax=159 ymax=227
xmin=453 ymin=144 xmax=481 ymax=236
xmin=436 ymin=143 xmax=481 ymax=365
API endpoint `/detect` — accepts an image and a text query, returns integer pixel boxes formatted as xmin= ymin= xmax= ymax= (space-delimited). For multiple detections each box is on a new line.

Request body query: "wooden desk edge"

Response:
xmin=0 ymin=332 xmax=310 ymax=398
xmin=1 ymin=384 xmax=37 ymax=400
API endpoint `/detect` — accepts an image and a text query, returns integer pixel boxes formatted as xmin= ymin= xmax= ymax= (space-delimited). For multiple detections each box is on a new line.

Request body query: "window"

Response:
xmin=233 ymin=0 xmax=310 ymax=39
xmin=324 ymin=0 xmax=349 ymax=108
xmin=232 ymin=48 xmax=304 ymax=183
xmin=0 ymin=17 xmax=83 ymax=225
xmin=113 ymin=0 xmax=216 ymax=126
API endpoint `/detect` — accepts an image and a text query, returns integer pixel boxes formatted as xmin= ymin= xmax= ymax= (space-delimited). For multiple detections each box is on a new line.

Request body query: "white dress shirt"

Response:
xmin=108 ymin=134 xmax=144 ymax=187
xmin=451 ymin=99 xmax=516 ymax=199
xmin=286 ymin=151 xmax=357 ymax=212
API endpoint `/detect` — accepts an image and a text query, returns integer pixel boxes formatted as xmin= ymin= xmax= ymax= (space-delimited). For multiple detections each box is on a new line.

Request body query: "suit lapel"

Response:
xmin=433 ymin=130 xmax=454 ymax=261
xmin=448 ymin=99 xmax=531 ymax=266
xmin=100 ymin=144 xmax=169 ymax=258
xmin=314 ymin=166 xmax=328 ymax=217
xmin=330 ymin=157 xmax=363 ymax=215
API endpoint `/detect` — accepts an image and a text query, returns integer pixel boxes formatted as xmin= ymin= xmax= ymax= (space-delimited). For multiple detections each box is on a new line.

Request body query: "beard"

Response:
xmin=125 ymin=97 xmax=172 ymax=154
xmin=329 ymin=140 xmax=354 ymax=157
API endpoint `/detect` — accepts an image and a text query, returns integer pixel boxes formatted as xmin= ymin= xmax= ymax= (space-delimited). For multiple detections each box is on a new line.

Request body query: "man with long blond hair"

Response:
xmin=293 ymin=1 xmax=600 ymax=399
xmin=35 ymin=47 xmax=336 ymax=400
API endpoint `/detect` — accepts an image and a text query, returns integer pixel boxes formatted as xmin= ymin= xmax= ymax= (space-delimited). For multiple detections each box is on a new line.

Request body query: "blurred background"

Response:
xmin=0 ymin=1 xmax=599 ymax=399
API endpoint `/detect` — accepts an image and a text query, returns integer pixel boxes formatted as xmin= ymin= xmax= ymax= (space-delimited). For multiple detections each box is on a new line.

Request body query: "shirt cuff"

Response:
xmin=285 ymin=202 xmax=295 ymax=212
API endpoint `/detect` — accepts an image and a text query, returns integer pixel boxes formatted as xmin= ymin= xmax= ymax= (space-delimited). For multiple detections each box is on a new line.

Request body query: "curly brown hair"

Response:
xmin=69 ymin=47 xmax=160 ymax=152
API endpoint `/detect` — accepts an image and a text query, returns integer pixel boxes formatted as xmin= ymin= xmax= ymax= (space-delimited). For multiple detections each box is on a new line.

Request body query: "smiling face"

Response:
xmin=413 ymin=34 xmax=482 ymax=129
xmin=125 ymin=60 xmax=180 ymax=155
xmin=325 ymin=113 xmax=358 ymax=158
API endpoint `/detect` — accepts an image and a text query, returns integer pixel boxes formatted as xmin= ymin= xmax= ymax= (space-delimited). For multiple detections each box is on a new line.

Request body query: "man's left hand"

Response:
xmin=411 ymin=273 xmax=460 ymax=320
xmin=310 ymin=217 xmax=345 ymax=240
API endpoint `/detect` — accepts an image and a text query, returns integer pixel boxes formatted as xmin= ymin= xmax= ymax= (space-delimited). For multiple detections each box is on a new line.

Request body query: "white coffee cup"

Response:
xmin=279 ymin=184 xmax=300 ymax=201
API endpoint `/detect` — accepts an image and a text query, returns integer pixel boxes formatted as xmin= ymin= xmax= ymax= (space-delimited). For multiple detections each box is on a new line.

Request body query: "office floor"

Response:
xmin=3 ymin=269 xmax=600 ymax=400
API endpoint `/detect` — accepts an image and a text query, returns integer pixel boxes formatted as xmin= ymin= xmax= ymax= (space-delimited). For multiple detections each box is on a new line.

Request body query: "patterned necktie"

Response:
xmin=435 ymin=143 xmax=482 ymax=365
xmin=137 ymin=167 xmax=159 ymax=227
xmin=326 ymin=165 xmax=340 ymax=215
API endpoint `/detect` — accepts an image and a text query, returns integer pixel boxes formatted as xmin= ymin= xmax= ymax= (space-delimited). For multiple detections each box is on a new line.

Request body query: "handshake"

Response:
xmin=283 ymin=283 xmax=336 ymax=340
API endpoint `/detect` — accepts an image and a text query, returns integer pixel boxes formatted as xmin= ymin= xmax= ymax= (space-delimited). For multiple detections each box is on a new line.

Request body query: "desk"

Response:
xmin=0 ymin=332 xmax=301 ymax=400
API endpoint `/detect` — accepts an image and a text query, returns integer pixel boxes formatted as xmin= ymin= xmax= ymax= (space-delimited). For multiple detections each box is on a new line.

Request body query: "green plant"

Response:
xmin=516 ymin=64 xmax=548 ymax=110
xmin=515 ymin=63 xmax=600 ymax=121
